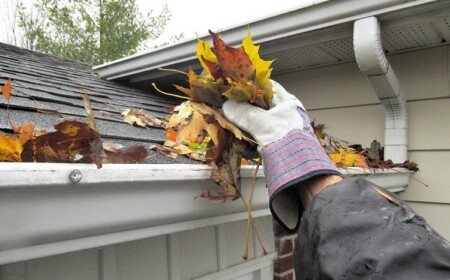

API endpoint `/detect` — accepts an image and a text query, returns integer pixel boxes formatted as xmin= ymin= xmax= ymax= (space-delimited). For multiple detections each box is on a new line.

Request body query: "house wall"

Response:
xmin=274 ymin=45 xmax=450 ymax=240
xmin=0 ymin=217 xmax=275 ymax=280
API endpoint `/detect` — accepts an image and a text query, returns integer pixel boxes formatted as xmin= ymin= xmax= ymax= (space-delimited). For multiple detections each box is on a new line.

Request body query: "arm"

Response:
xmin=295 ymin=177 xmax=450 ymax=279
xmin=295 ymin=174 xmax=342 ymax=209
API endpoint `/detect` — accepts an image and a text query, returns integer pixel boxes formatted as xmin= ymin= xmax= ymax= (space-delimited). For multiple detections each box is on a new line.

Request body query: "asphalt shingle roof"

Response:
xmin=0 ymin=43 xmax=194 ymax=164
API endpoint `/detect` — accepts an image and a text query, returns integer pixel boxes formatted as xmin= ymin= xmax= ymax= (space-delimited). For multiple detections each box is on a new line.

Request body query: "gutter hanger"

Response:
xmin=353 ymin=16 xmax=408 ymax=163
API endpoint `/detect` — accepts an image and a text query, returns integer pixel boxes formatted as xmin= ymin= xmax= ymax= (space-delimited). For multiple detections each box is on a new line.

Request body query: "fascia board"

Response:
xmin=0 ymin=163 xmax=411 ymax=264
xmin=94 ymin=0 xmax=428 ymax=80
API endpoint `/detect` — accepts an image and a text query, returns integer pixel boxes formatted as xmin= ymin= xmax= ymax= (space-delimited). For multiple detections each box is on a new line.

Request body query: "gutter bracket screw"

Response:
xmin=69 ymin=169 xmax=82 ymax=183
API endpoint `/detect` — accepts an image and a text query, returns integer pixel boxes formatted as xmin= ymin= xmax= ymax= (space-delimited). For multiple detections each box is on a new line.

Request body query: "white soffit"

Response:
xmin=93 ymin=0 xmax=450 ymax=83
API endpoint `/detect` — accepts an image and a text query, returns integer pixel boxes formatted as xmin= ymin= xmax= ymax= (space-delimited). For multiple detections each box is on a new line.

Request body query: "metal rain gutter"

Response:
xmin=0 ymin=163 xmax=270 ymax=265
xmin=0 ymin=163 xmax=411 ymax=264
xmin=93 ymin=0 xmax=416 ymax=81
xmin=353 ymin=16 xmax=408 ymax=163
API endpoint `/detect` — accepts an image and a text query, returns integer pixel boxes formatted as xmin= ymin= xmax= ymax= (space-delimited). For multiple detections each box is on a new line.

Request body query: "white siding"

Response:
xmin=0 ymin=217 xmax=275 ymax=280
xmin=274 ymin=45 xmax=450 ymax=239
xmin=116 ymin=236 xmax=168 ymax=280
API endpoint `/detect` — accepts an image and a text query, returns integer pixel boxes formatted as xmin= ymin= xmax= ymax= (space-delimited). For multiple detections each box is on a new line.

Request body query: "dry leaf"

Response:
xmin=242 ymin=31 xmax=274 ymax=105
xmin=329 ymin=152 xmax=369 ymax=169
xmin=122 ymin=108 xmax=167 ymax=128
xmin=174 ymin=68 xmax=225 ymax=107
xmin=82 ymin=94 xmax=99 ymax=133
xmin=21 ymin=120 xmax=103 ymax=167
xmin=207 ymin=30 xmax=255 ymax=82
xmin=13 ymin=124 xmax=35 ymax=145
xmin=156 ymin=145 xmax=178 ymax=159
xmin=104 ymin=144 xmax=148 ymax=163
xmin=1 ymin=79 xmax=12 ymax=101
xmin=0 ymin=133 xmax=24 ymax=162
xmin=103 ymin=142 xmax=125 ymax=152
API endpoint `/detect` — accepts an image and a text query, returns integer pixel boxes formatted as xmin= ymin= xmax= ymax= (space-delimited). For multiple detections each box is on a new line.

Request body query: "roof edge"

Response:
xmin=94 ymin=0 xmax=427 ymax=80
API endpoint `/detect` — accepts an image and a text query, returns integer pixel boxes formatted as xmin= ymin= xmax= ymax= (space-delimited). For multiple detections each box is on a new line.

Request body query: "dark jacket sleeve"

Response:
xmin=294 ymin=177 xmax=450 ymax=280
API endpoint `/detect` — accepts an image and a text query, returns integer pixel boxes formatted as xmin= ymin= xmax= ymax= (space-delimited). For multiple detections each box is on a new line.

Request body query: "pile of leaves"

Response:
xmin=313 ymin=122 xmax=419 ymax=171
xmin=0 ymin=81 xmax=150 ymax=166
xmin=151 ymin=31 xmax=276 ymax=259
xmin=157 ymin=30 xmax=274 ymax=203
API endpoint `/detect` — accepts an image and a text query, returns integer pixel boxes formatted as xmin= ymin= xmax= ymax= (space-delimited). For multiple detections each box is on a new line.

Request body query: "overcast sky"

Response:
xmin=0 ymin=0 xmax=325 ymax=48
xmin=136 ymin=0 xmax=324 ymax=46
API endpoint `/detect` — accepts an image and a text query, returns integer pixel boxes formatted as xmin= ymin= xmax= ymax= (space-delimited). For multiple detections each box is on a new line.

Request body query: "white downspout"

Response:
xmin=353 ymin=16 xmax=408 ymax=163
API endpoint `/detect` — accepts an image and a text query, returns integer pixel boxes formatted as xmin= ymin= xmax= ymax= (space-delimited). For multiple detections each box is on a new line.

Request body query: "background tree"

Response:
xmin=0 ymin=0 xmax=21 ymax=46
xmin=18 ymin=0 xmax=177 ymax=65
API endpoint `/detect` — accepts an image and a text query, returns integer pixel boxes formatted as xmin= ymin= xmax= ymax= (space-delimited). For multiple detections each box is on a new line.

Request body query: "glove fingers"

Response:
xmin=270 ymin=80 xmax=297 ymax=106
xmin=270 ymin=80 xmax=305 ymax=111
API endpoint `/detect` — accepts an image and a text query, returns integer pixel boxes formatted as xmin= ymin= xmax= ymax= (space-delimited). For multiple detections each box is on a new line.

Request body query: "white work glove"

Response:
xmin=222 ymin=80 xmax=341 ymax=232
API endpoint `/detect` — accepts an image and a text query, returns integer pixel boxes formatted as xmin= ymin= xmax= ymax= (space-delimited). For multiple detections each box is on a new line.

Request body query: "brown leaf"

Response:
xmin=367 ymin=140 xmax=383 ymax=162
xmin=156 ymin=145 xmax=178 ymax=159
xmin=103 ymin=142 xmax=125 ymax=152
xmin=194 ymin=188 xmax=235 ymax=204
xmin=205 ymin=123 xmax=229 ymax=163
xmin=82 ymin=94 xmax=99 ymax=133
xmin=104 ymin=144 xmax=148 ymax=163
xmin=22 ymin=120 xmax=104 ymax=167
xmin=122 ymin=108 xmax=167 ymax=128
xmin=207 ymin=138 xmax=246 ymax=202
xmin=174 ymin=68 xmax=225 ymax=107
xmin=399 ymin=161 xmax=419 ymax=172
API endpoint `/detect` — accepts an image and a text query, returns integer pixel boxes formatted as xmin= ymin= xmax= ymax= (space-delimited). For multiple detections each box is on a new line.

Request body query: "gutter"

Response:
xmin=354 ymin=17 xmax=408 ymax=163
xmin=93 ymin=0 xmax=430 ymax=81
xmin=0 ymin=163 xmax=411 ymax=264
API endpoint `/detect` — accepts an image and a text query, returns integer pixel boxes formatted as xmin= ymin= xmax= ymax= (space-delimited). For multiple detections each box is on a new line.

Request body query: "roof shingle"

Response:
xmin=0 ymin=43 xmax=193 ymax=164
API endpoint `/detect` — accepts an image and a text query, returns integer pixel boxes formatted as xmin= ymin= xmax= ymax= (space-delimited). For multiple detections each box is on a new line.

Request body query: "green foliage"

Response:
xmin=18 ymin=0 xmax=175 ymax=65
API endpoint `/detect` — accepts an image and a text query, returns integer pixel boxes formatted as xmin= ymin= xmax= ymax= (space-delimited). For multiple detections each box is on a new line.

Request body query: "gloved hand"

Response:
xmin=222 ymin=80 xmax=341 ymax=232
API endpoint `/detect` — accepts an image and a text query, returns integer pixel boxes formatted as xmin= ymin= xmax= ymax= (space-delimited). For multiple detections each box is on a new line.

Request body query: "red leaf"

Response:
xmin=209 ymin=30 xmax=255 ymax=82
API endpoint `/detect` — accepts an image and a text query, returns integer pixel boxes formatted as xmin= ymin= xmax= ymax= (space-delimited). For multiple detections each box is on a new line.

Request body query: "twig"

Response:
xmin=158 ymin=68 xmax=188 ymax=76
xmin=389 ymin=168 xmax=428 ymax=187
xmin=210 ymin=163 xmax=267 ymax=259
xmin=152 ymin=83 xmax=190 ymax=100
xmin=342 ymin=166 xmax=428 ymax=187
xmin=245 ymin=160 xmax=268 ymax=258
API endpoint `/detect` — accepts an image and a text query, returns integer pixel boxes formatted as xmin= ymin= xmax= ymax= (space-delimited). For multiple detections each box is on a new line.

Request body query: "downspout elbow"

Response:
xmin=353 ymin=17 xmax=408 ymax=163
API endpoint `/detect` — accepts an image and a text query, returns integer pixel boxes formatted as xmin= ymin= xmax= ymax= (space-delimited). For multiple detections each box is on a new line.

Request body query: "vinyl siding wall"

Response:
xmin=274 ymin=45 xmax=450 ymax=239
xmin=0 ymin=216 xmax=275 ymax=280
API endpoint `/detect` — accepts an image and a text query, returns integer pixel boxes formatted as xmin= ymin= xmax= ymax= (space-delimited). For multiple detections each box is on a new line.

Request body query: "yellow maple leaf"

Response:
xmin=196 ymin=38 xmax=217 ymax=76
xmin=0 ymin=133 xmax=23 ymax=162
xmin=329 ymin=153 xmax=369 ymax=169
xmin=0 ymin=124 xmax=35 ymax=162
xmin=242 ymin=31 xmax=274 ymax=104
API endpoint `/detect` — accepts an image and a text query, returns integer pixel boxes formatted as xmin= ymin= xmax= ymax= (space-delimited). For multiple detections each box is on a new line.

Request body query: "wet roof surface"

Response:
xmin=0 ymin=43 xmax=194 ymax=164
